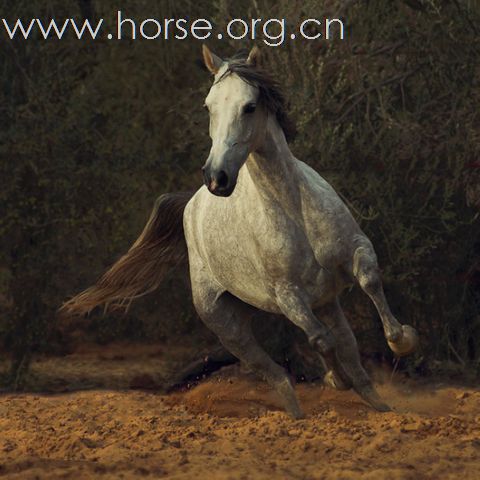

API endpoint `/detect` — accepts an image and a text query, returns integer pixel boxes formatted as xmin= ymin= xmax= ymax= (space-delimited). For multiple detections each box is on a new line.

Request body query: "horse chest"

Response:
xmin=252 ymin=206 xmax=314 ymax=271
xmin=199 ymin=199 xmax=334 ymax=311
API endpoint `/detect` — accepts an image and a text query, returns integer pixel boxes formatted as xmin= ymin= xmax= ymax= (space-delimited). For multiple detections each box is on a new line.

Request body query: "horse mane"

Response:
xmin=216 ymin=50 xmax=297 ymax=143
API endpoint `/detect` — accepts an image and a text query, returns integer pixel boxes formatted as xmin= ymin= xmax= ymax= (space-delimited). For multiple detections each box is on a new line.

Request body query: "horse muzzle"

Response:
xmin=202 ymin=165 xmax=236 ymax=197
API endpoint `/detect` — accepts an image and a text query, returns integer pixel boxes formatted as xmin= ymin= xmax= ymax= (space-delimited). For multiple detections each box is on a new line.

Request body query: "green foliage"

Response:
xmin=0 ymin=0 xmax=479 ymax=384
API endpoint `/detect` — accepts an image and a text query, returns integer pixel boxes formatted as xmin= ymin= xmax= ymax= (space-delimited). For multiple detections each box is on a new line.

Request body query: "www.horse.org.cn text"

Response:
xmin=1 ymin=13 xmax=345 ymax=46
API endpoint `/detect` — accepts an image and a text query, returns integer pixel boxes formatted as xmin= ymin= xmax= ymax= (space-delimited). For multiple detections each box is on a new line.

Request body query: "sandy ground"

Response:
xmin=0 ymin=345 xmax=479 ymax=479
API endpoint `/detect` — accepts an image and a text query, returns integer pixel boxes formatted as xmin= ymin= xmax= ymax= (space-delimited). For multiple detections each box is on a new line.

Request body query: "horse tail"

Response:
xmin=60 ymin=191 xmax=193 ymax=316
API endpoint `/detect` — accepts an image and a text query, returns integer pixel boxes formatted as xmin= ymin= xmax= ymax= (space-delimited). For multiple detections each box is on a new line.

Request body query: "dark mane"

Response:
xmin=216 ymin=51 xmax=297 ymax=143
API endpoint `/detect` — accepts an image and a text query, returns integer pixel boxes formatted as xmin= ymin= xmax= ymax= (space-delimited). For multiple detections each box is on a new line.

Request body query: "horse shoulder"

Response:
xmin=295 ymin=160 xmax=365 ymax=263
xmin=296 ymin=160 xmax=357 ymax=223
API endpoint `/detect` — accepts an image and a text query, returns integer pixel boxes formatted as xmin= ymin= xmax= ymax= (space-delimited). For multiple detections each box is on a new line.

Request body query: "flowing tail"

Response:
xmin=60 ymin=191 xmax=193 ymax=316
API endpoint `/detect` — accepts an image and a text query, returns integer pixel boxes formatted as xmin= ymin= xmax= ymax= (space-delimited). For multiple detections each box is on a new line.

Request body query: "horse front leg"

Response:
xmin=203 ymin=294 xmax=304 ymax=419
xmin=353 ymin=245 xmax=419 ymax=356
xmin=191 ymin=270 xmax=304 ymax=419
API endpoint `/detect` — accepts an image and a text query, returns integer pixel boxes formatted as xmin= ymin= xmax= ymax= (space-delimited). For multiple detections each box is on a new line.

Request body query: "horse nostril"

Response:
xmin=216 ymin=170 xmax=229 ymax=189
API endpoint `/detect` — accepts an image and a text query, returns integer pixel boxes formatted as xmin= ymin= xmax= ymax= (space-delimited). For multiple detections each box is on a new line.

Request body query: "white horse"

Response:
xmin=63 ymin=46 xmax=418 ymax=419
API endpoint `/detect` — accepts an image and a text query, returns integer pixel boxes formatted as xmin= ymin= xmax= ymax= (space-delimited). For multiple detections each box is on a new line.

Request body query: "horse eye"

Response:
xmin=203 ymin=103 xmax=209 ymax=112
xmin=243 ymin=103 xmax=257 ymax=114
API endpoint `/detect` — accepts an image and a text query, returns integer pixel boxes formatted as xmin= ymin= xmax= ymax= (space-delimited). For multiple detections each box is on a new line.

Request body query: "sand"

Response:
xmin=0 ymin=346 xmax=479 ymax=479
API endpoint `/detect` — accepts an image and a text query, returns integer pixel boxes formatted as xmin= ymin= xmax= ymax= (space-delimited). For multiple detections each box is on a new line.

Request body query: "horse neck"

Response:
xmin=245 ymin=116 xmax=301 ymax=213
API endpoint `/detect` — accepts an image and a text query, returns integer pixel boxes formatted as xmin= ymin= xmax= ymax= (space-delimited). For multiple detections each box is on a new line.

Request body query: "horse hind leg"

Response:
xmin=194 ymin=289 xmax=305 ymax=419
xmin=322 ymin=364 xmax=351 ymax=391
xmin=273 ymin=283 xmax=386 ymax=409
xmin=353 ymin=245 xmax=418 ymax=356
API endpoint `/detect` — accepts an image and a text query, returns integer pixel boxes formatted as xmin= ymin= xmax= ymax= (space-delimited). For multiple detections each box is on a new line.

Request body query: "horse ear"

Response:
xmin=202 ymin=45 xmax=223 ymax=75
xmin=246 ymin=46 xmax=262 ymax=68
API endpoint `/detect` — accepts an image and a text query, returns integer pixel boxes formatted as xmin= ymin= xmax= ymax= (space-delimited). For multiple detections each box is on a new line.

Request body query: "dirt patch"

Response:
xmin=1 ymin=357 xmax=479 ymax=479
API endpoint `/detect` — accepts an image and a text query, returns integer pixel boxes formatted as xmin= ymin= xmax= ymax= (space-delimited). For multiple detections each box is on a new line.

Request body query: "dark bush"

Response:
xmin=0 ymin=0 xmax=478 ymax=385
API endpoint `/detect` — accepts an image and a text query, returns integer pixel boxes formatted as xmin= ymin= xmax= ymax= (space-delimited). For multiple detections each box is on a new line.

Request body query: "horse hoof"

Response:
xmin=324 ymin=370 xmax=350 ymax=391
xmin=373 ymin=401 xmax=392 ymax=413
xmin=367 ymin=400 xmax=392 ymax=413
xmin=291 ymin=410 xmax=306 ymax=420
xmin=386 ymin=329 xmax=402 ymax=343
xmin=388 ymin=325 xmax=419 ymax=356
xmin=285 ymin=404 xmax=306 ymax=420
xmin=356 ymin=384 xmax=392 ymax=412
